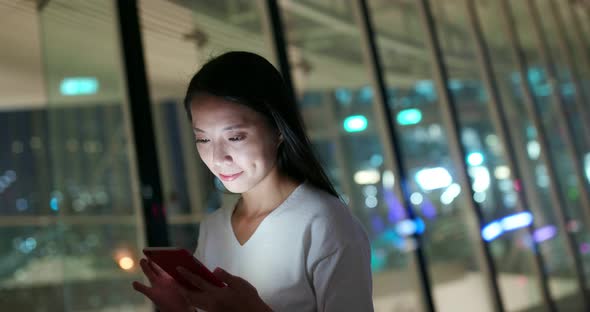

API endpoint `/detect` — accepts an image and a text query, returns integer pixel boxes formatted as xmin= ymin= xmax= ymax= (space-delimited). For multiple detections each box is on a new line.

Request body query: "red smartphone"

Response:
xmin=142 ymin=247 xmax=225 ymax=290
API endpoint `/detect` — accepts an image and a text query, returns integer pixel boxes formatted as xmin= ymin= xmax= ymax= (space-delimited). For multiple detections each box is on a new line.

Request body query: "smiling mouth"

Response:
xmin=218 ymin=172 xmax=243 ymax=182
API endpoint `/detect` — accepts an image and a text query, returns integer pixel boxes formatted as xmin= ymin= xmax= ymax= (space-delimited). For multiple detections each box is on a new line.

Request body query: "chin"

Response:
xmin=221 ymin=181 xmax=253 ymax=194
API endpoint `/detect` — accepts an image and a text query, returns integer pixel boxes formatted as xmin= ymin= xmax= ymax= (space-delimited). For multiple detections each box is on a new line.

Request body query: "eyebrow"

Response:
xmin=193 ymin=124 xmax=247 ymax=133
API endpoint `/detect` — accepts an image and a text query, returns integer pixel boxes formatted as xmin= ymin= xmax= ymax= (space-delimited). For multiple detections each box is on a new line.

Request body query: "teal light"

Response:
xmin=396 ymin=108 xmax=422 ymax=126
xmin=449 ymin=79 xmax=463 ymax=90
xmin=50 ymin=197 xmax=59 ymax=211
xmin=335 ymin=88 xmax=352 ymax=105
xmin=60 ymin=77 xmax=99 ymax=96
xmin=467 ymin=152 xmax=485 ymax=166
xmin=343 ymin=115 xmax=368 ymax=132
xmin=358 ymin=86 xmax=373 ymax=103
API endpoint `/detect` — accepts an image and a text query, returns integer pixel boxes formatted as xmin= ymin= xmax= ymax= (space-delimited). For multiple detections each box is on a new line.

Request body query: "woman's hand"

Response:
xmin=176 ymin=266 xmax=273 ymax=312
xmin=132 ymin=258 xmax=192 ymax=312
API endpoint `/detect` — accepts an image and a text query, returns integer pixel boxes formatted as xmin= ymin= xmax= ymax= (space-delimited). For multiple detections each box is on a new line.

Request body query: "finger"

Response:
xmin=132 ymin=281 xmax=154 ymax=301
xmin=147 ymin=259 xmax=166 ymax=276
xmin=177 ymin=267 xmax=215 ymax=292
xmin=213 ymin=268 xmax=238 ymax=287
xmin=139 ymin=259 xmax=159 ymax=284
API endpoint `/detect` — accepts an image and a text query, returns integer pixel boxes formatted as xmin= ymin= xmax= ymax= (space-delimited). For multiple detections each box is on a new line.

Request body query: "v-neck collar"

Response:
xmin=225 ymin=182 xmax=306 ymax=248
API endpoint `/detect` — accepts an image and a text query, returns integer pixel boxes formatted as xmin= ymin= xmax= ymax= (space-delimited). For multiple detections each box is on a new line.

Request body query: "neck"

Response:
xmin=237 ymin=166 xmax=300 ymax=218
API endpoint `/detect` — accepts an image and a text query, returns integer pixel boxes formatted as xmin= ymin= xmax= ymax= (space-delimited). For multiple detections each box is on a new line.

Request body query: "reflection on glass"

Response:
xmin=0 ymin=226 xmax=147 ymax=310
xmin=26 ymin=1 xmax=147 ymax=310
xmin=433 ymin=1 xmax=546 ymax=310
xmin=494 ymin=1 xmax=588 ymax=310
xmin=3 ymin=0 xmax=590 ymax=310
xmin=278 ymin=1 xmax=422 ymax=310
xmin=513 ymin=0 xmax=590 ymax=285
xmin=368 ymin=0 xmax=513 ymax=310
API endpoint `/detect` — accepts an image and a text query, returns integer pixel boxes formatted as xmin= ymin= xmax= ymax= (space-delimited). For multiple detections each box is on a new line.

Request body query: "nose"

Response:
xmin=212 ymin=142 xmax=233 ymax=167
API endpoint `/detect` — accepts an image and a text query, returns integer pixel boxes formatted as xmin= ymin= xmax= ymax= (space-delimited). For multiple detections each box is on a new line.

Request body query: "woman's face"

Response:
xmin=190 ymin=94 xmax=281 ymax=193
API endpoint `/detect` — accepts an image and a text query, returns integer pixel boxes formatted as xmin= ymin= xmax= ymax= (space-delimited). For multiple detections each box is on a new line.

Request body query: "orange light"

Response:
xmin=119 ymin=256 xmax=135 ymax=270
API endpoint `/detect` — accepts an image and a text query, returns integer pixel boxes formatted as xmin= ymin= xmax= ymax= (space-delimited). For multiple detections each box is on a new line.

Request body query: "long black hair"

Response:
xmin=183 ymin=51 xmax=338 ymax=198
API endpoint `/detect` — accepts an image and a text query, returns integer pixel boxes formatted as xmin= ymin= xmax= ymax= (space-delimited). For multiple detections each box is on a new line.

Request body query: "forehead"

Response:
xmin=190 ymin=94 xmax=261 ymax=125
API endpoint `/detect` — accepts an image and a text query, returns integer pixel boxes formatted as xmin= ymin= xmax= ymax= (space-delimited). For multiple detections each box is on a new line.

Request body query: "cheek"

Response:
xmin=233 ymin=142 xmax=277 ymax=169
xmin=196 ymin=146 xmax=212 ymax=167
xmin=257 ymin=141 xmax=279 ymax=167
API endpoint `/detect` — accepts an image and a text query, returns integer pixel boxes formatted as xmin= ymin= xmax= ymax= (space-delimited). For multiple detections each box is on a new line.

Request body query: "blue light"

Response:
xmin=343 ymin=115 xmax=368 ymax=133
xmin=415 ymin=80 xmax=434 ymax=96
xmin=358 ymin=86 xmax=373 ymax=104
xmin=335 ymin=88 xmax=352 ymax=105
xmin=482 ymin=211 xmax=535 ymax=242
xmin=396 ymin=109 xmax=423 ymax=126
xmin=395 ymin=219 xmax=416 ymax=236
xmin=60 ymin=77 xmax=99 ymax=96
xmin=528 ymin=68 xmax=543 ymax=84
xmin=467 ymin=152 xmax=485 ymax=166
xmin=371 ymin=248 xmax=387 ymax=272
xmin=414 ymin=218 xmax=425 ymax=234
xmin=19 ymin=237 xmax=37 ymax=253
xmin=449 ymin=79 xmax=463 ymax=90
xmin=535 ymin=84 xmax=551 ymax=97
xmin=585 ymin=153 xmax=590 ymax=182
xmin=533 ymin=225 xmax=557 ymax=243
xmin=395 ymin=218 xmax=425 ymax=236
xmin=482 ymin=221 xmax=503 ymax=241
xmin=501 ymin=211 xmax=533 ymax=231
xmin=16 ymin=198 xmax=28 ymax=211
xmin=370 ymin=154 xmax=383 ymax=167
xmin=50 ymin=197 xmax=59 ymax=211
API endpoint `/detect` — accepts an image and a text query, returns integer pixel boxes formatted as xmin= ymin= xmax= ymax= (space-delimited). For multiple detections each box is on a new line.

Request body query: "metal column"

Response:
xmin=115 ymin=0 xmax=170 ymax=247
xmin=263 ymin=0 xmax=297 ymax=105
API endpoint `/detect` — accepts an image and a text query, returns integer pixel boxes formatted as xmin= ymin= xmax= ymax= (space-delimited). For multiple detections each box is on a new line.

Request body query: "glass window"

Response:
xmin=277 ymin=1 xmax=423 ymax=310
xmin=554 ymin=0 xmax=590 ymax=187
xmin=502 ymin=1 xmax=589 ymax=309
xmin=433 ymin=1 xmax=546 ymax=310
xmin=366 ymin=1 xmax=496 ymax=310
xmin=535 ymin=0 xmax=590 ymax=176
xmin=0 ymin=1 xmax=149 ymax=310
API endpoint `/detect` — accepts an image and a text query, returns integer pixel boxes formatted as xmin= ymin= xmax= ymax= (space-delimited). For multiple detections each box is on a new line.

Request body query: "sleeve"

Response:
xmin=312 ymin=239 xmax=374 ymax=312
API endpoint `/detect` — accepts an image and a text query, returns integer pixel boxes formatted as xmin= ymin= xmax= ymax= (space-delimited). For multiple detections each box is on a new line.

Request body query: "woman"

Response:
xmin=133 ymin=51 xmax=373 ymax=312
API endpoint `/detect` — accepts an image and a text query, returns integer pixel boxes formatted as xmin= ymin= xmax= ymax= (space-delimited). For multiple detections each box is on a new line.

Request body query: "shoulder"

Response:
xmin=293 ymin=183 xmax=369 ymax=250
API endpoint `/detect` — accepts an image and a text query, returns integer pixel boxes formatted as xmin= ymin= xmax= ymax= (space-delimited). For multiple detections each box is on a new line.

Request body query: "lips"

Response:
xmin=218 ymin=171 xmax=243 ymax=182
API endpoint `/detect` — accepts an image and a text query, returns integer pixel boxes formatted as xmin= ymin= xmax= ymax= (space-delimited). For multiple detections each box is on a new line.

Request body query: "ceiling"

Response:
xmin=0 ymin=0 xmax=586 ymax=111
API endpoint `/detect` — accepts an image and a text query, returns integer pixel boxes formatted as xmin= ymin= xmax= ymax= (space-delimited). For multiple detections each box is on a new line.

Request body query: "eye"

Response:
xmin=229 ymin=135 xmax=245 ymax=142
xmin=195 ymin=138 xmax=210 ymax=144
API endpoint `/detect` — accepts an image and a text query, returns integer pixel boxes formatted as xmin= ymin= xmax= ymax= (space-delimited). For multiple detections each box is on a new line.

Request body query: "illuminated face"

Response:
xmin=190 ymin=94 xmax=281 ymax=193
